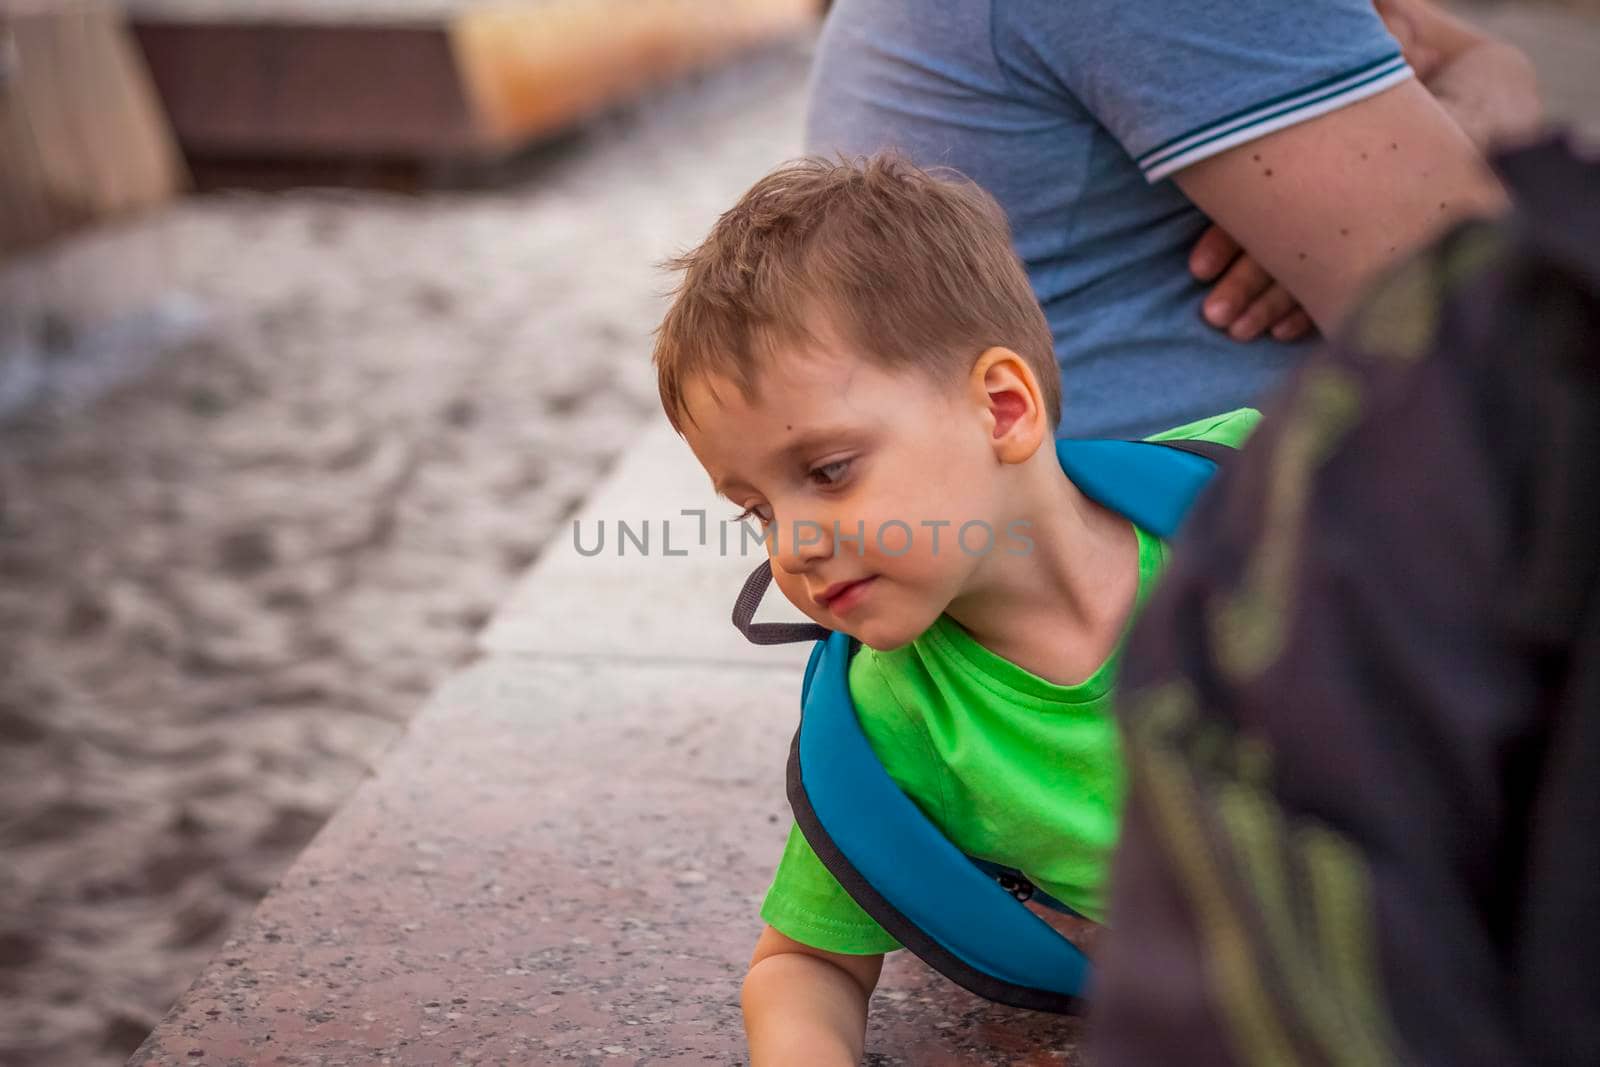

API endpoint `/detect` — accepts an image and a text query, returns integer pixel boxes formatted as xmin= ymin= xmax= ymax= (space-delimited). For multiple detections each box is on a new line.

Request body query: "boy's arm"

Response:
xmin=743 ymin=924 xmax=884 ymax=1067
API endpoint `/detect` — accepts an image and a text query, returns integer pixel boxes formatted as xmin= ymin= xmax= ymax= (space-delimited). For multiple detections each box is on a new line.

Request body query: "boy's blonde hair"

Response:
xmin=653 ymin=154 xmax=1060 ymax=434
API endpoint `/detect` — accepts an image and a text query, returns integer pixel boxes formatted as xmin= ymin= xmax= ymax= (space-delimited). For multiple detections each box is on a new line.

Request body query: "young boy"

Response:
xmin=651 ymin=154 xmax=1256 ymax=1065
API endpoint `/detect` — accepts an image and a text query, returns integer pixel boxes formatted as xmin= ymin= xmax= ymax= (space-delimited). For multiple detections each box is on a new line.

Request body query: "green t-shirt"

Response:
xmin=759 ymin=408 xmax=1261 ymax=955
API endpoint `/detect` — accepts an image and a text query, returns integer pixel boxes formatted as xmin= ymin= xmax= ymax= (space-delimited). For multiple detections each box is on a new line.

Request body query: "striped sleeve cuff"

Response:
xmin=1138 ymin=52 xmax=1414 ymax=183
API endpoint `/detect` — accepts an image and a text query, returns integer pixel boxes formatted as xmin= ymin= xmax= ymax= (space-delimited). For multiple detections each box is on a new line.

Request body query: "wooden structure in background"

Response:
xmin=129 ymin=0 xmax=821 ymax=161
xmin=0 ymin=2 xmax=186 ymax=254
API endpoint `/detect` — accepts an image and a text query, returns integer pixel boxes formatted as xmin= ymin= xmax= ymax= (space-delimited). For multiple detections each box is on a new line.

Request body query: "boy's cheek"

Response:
xmin=770 ymin=571 xmax=824 ymax=619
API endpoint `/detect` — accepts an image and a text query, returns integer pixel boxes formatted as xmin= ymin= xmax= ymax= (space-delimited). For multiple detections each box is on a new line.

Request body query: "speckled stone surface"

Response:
xmin=129 ymin=657 xmax=1087 ymax=1065
xmin=131 ymin=397 xmax=1090 ymax=1063
xmin=480 ymin=416 xmax=817 ymax=668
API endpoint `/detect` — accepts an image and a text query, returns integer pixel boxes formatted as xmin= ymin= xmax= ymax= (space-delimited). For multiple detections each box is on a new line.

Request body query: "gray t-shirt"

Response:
xmin=805 ymin=0 xmax=1412 ymax=438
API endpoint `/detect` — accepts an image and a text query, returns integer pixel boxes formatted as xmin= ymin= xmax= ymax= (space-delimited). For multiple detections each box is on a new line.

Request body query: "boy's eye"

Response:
xmin=732 ymin=503 xmax=773 ymax=527
xmin=809 ymin=459 xmax=851 ymax=486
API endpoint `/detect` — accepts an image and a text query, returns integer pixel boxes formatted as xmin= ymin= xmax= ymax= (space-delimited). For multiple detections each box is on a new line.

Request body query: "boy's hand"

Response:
xmin=743 ymin=925 xmax=883 ymax=1067
xmin=1189 ymin=223 xmax=1316 ymax=343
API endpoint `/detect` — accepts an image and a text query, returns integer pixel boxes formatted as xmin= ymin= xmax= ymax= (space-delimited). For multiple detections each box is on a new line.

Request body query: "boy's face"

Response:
xmin=681 ymin=336 xmax=1009 ymax=651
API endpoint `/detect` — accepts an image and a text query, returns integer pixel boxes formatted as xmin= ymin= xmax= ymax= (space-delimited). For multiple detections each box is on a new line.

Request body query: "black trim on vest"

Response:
xmin=1147 ymin=437 xmax=1237 ymax=465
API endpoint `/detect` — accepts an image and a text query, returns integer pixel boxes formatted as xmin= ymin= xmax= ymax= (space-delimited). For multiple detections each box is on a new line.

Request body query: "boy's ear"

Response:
xmin=970 ymin=347 xmax=1048 ymax=463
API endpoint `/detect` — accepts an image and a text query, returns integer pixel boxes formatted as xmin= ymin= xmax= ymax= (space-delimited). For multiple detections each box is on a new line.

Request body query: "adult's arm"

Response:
xmin=1173 ymin=78 xmax=1508 ymax=333
xmin=992 ymin=0 xmax=1541 ymax=338
xmin=1188 ymin=0 xmax=1541 ymax=343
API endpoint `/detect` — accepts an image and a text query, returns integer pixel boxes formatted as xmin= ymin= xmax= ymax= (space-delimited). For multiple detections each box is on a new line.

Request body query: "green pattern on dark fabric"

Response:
xmin=1127 ymin=683 xmax=1401 ymax=1067
xmin=1098 ymin=139 xmax=1600 ymax=1067
xmin=1351 ymin=223 xmax=1508 ymax=364
xmin=1211 ymin=366 xmax=1361 ymax=683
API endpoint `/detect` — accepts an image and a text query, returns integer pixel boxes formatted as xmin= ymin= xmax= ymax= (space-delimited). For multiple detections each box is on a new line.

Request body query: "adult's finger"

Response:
xmin=1188 ymin=224 xmax=1241 ymax=282
xmin=1374 ymin=0 xmax=1443 ymax=79
xmin=1203 ymin=255 xmax=1272 ymax=329
xmin=1229 ymin=284 xmax=1300 ymax=342
xmin=1270 ymin=308 xmax=1316 ymax=342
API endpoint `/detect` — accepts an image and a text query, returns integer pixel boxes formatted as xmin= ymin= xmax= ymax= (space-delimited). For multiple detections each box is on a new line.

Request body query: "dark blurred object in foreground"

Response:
xmin=1093 ymin=135 xmax=1600 ymax=1067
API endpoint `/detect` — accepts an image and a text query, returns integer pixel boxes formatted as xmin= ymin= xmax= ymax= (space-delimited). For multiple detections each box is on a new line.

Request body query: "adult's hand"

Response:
xmin=1373 ymin=0 xmax=1541 ymax=150
xmin=1189 ymin=224 xmax=1316 ymax=343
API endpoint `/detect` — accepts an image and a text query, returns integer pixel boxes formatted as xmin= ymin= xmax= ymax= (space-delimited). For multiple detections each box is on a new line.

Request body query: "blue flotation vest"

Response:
xmin=731 ymin=437 xmax=1234 ymax=1014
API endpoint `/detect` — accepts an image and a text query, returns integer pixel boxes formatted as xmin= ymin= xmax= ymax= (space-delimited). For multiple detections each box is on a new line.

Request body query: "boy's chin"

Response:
xmin=843 ymin=616 xmax=932 ymax=654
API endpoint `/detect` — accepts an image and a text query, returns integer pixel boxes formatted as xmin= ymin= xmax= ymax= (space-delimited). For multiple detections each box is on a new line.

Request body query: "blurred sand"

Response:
xmin=0 ymin=42 xmax=810 ymax=1067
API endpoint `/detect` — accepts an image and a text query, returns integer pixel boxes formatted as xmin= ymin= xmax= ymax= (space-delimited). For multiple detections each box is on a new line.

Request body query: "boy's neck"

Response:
xmin=942 ymin=461 xmax=1142 ymax=688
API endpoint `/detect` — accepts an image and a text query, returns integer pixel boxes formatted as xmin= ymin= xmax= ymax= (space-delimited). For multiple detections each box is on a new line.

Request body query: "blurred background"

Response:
xmin=0 ymin=2 xmax=1594 ymax=1065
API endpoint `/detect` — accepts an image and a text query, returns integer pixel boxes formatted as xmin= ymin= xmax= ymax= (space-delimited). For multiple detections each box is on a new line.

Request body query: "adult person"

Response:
xmin=1093 ymin=135 xmax=1600 ymax=1067
xmin=804 ymin=0 xmax=1541 ymax=437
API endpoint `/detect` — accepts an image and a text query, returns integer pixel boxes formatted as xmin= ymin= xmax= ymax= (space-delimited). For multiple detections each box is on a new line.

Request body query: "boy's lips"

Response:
xmin=816 ymin=576 xmax=877 ymax=615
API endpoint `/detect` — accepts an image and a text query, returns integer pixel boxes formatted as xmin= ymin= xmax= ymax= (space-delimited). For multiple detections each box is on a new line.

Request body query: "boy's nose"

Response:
xmin=771 ymin=518 xmax=833 ymax=575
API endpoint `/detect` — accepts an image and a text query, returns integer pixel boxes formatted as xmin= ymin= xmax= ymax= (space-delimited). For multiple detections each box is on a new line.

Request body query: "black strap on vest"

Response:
xmin=732 ymin=562 xmax=829 ymax=646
